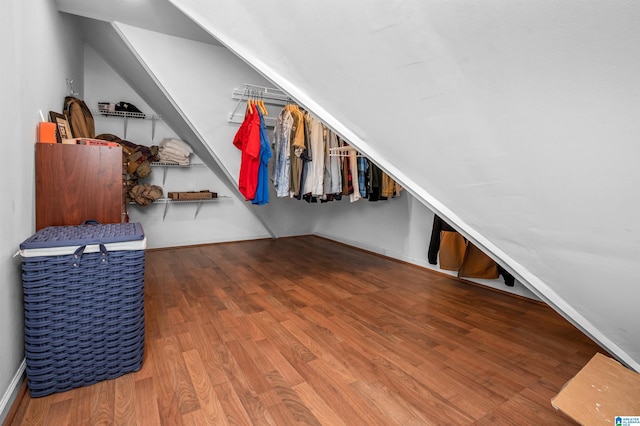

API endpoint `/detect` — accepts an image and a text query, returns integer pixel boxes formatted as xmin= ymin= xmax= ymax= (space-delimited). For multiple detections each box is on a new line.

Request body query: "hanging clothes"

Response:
xmin=340 ymin=138 xmax=354 ymax=198
xmin=233 ymin=104 xmax=261 ymax=200
xmin=368 ymin=163 xmax=383 ymax=201
xmin=349 ymin=149 xmax=360 ymax=202
xmin=380 ymin=171 xmax=402 ymax=198
xmin=288 ymin=105 xmax=305 ymax=198
xmin=297 ymin=111 xmax=313 ymax=201
xmin=272 ymin=107 xmax=293 ymax=197
xmin=302 ymin=113 xmax=325 ymax=197
xmin=428 ymin=215 xmax=515 ymax=286
xmin=269 ymin=103 xmax=403 ymax=204
xmin=252 ymin=109 xmax=272 ymax=205
xmin=357 ymin=157 xmax=369 ymax=198
xmin=324 ymin=129 xmax=342 ymax=197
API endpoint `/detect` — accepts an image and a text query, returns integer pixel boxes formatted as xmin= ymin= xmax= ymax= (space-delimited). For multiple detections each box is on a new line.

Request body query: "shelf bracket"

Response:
xmin=162 ymin=202 xmax=169 ymax=221
xmin=123 ymin=116 xmax=129 ymax=139
xmin=162 ymin=166 xmax=168 ymax=186
xmin=194 ymin=201 xmax=204 ymax=219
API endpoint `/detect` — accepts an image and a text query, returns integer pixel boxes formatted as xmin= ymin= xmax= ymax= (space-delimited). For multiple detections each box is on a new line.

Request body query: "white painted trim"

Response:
xmin=313 ymin=231 xmax=539 ymax=301
xmin=0 ymin=359 xmax=26 ymax=424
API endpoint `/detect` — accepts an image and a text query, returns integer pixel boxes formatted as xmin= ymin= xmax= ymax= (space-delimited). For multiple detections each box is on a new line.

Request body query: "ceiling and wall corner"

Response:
xmin=53 ymin=0 xmax=640 ymax=371
xmin=56 ymin=0 xmax=220 ymax=46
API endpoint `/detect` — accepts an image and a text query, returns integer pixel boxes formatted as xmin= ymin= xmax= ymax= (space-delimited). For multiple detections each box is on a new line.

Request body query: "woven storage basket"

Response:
xmin=19 ymin=222 xmax=146 ymax=397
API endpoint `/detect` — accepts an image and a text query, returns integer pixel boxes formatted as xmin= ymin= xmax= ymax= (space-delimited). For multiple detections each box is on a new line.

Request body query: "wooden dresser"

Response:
xmin=35 ymin=143 xmax=126 ymax=231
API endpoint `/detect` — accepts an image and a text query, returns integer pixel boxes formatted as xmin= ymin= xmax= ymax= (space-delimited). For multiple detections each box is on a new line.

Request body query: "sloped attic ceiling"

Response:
xmin=56 ymin=0 xmax=219 ymax=45
xmin=56 ymin=0 xmax=640 ymax=371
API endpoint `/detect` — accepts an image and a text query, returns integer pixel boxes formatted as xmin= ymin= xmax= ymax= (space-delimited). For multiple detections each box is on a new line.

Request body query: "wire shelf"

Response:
xmin=129 ymin=196 xmax=231 ymax=221
xmin=90 ymin=109 xmax=161 ymax=120
xmin=228 ymin=83 xmax=292 ymax=127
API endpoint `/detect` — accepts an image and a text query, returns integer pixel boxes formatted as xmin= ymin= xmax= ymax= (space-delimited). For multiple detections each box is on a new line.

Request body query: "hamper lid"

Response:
xmin=20 ymin=222 xmax=145 ymax=250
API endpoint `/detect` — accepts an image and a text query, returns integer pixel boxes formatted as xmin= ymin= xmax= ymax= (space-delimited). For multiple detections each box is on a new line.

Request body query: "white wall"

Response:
xmin=109 ymin=24 xmax=536 ymax=298
xmin=170 ymin=0 xmax=640 ymax=369
xmin=314 ymin=187 xmax=536 ymax=299
xmin=0 ymin=2 xmax=84 ymax=421
xmin=112 ymin=24 xmax=335 ymax=239
xmin=84 ymin=45 xmax=271 ymax=248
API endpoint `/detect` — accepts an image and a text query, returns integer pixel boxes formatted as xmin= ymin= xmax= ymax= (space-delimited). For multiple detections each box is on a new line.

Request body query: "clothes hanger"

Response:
xmin=258 ymin=92 xmax=268 ymax=116
xmin=66 ymin=79 xmax=79 ymax=97
xmin=253 ymin=90 xmax=258 ymax=113
xmin=246 ymin=89 xmax=254 ymax=114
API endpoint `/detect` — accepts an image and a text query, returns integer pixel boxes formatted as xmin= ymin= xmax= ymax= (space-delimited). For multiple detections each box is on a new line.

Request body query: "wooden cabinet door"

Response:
xmin=35 ymin=143 xmax=124 ymax=231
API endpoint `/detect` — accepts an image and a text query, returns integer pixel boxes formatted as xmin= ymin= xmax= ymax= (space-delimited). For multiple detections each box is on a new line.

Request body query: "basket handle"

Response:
xmin=71 ymin=244 xmax=109 ymax=268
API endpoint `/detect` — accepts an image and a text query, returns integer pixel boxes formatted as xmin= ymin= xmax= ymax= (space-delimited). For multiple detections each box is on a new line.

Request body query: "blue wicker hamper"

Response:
xmin=19 ymin=221 xmax=146 ymax=397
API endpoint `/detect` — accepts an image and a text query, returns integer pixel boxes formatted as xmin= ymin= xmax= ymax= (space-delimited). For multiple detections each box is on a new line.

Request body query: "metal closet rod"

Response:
xmin=231 ymin=83 xmax=293 ymax=106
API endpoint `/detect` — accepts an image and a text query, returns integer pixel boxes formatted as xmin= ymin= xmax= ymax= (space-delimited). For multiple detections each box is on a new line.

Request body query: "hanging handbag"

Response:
xmin=458 ymin=242 xmax=500 ymax=279
xmin=438 ymin=230 xmax=467 ymax=271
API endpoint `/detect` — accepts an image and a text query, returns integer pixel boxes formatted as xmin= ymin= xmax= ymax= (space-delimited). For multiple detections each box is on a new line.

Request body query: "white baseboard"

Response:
xmin=0 ymin=359 xmax=26 ymax=425
xmin=312 ymin=231 xmax=539 ymax=300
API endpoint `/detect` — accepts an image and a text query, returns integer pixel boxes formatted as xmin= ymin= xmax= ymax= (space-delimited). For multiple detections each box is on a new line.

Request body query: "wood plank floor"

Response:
xmin=7 ymin=236 xmax=605 ymax=425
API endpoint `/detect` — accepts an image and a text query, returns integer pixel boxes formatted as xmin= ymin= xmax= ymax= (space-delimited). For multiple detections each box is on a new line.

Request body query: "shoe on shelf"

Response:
xmin=115 ymin=102 xmax=145 ymax=118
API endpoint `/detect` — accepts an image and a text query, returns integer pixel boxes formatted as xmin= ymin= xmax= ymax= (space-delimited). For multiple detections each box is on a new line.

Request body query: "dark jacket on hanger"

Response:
xmin=428 ymin=215 xmax=456 ymax=265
